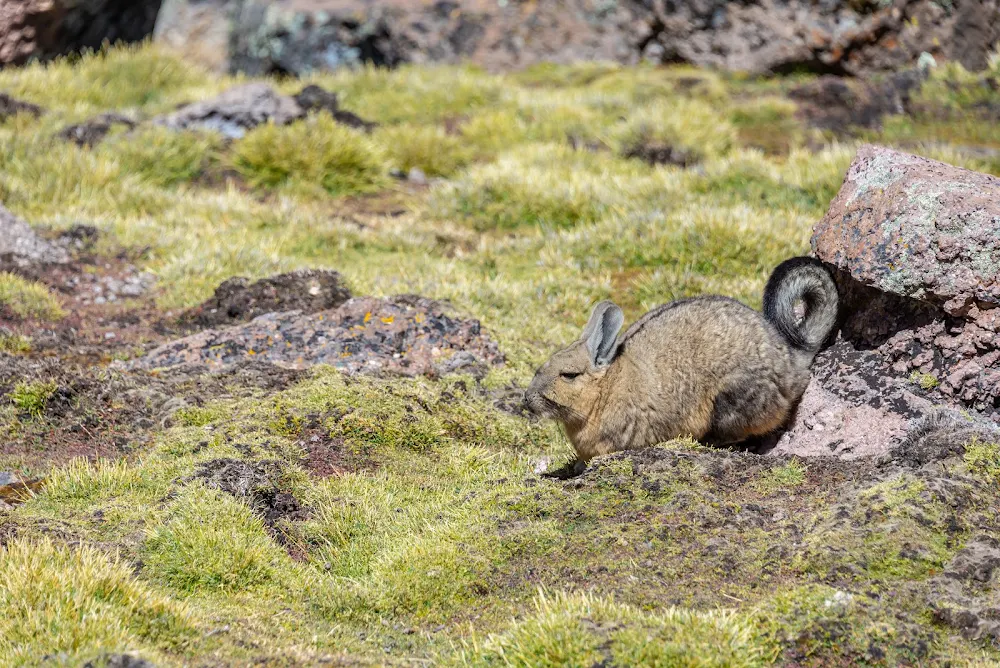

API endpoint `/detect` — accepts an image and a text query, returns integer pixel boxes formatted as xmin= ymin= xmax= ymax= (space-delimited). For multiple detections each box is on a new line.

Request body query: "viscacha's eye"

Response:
xmin=560 ymin=371 xmax=582 ymax=380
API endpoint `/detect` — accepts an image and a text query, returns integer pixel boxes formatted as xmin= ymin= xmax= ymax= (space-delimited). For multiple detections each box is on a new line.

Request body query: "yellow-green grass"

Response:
xmin=3 ymin=45 xmax=1000 ymax=666
xmin=0 ymin=272 xmax=65 ymax=320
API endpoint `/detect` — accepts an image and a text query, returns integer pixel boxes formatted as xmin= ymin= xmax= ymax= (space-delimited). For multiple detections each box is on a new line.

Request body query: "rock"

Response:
xmin=57 ymin=113 xmax=137 ymax=148
xmin=154 ymin=0 xmax=1000 ymax=77
xmin=153 ymin=83 xmax=304 ymax=139
xmin=407 ymin=168 xmax=428 ymax=186
xmin=0 ymin=203 xmax=69 ymax=271
xmin=773 ymin=145 xmax=1000 ymax=460
xmin=640 ymin=0 xmax=1000 ymax=77
xmin=82 ymin=653 xmax=157 ymax=668
xmin=622 ymin=142 xmax=698 ymax=168
xmin=0 ymin=92 xmax=43 ymax=121
xmin=153 ymin=0 xmax=230 ymax=72
xmin=292 ymin=84 xmax=378 ymax=132
xmin=812 ymin=145 xmax=1000 ymax=418
xmin=0 ymin=0 xmax=161 ymax=66
xmin=929 ymin=536 xmax=1000 ymax=642
xmin=135 ymin=295 xmax=505 ymax=377
xmin=789 ymin=70 xmax=926 ymax=135
xmin=183 ymin=269 xmax=351 ymax=328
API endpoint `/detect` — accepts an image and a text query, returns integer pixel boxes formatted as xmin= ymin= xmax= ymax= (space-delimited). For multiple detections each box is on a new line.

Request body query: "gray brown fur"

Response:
xmin=524 ymin=257 xmax=838 ymax=461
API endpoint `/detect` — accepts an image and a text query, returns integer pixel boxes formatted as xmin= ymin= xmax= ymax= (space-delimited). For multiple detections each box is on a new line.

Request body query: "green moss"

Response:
xmin=909 ymin=370 xmax=940 ymax=390
xmin=174 ymin=405 xmax=224 ymax=428
xmin=463 ymin=590 xmax=767 ymax=667
xmin=754 ymin=461 xmax=807 ymax=494
xmin=143 ymin=486 xmax=290 ymax=593
xmin=9 ymin=380 xmax=57 ymax=419
xmin=964 ymin=438 xmax=1000 ymax=482
xmin=0 ymin=331 xmax=31 ymax=354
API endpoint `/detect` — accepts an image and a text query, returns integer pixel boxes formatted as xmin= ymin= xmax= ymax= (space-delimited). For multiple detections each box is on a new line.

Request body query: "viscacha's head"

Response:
xmin=524 ymin=300 xmax=624 ymax=425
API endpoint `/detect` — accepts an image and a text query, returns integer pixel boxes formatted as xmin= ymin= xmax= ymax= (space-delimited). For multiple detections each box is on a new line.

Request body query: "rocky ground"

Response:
xmin=3 ymin=46 xmax=1000 ymax=665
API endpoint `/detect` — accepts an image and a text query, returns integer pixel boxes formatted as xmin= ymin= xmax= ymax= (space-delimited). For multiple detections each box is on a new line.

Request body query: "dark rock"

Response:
xmin=789 ymin=70 xmax=926 ymax=135
xmin=0 ymin=0 xmax=162 ymax=66
xmin=640 ymin=0 xmax=1000 ymax=77
xmin=57 ymin=113 xmax=136 ymax=148
xmin=153 ymin=83 xmax=304 ymax=139
xmin=0 ymin=92 xmax=43 ymax=121
xmin=183 ymin=269 xmax=351 ymax=328
xmin=292 ymin=84 xmax=340 ymax=115
xmin=83 ymin=654 xmax=156 ymax=668
xmin=622 ymin=142 xmax=698 ymax=168
xmin=135 ymin=295 xmax=505 ymax=377
xmin=0 ymin=203 xmax=69 ymax=271
xmin=293 ymin=84 xmax=378 ymax=132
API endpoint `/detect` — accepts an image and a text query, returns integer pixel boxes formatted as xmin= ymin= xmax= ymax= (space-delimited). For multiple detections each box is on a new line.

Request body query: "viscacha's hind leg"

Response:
xmin=703 ymin=376 xmax=790 ymax=447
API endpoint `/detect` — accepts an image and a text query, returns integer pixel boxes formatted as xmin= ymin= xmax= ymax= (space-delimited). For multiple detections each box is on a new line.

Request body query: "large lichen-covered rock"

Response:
xmin=813 ymin=145 xmax=1000 ymax=412
xmin=813 ymin=144 xmax=1000 ymax=317
xmin=136 ymin=295 xmax=504 ymax=378
xmin=772 ymin=145 xmax=1000 ymax=460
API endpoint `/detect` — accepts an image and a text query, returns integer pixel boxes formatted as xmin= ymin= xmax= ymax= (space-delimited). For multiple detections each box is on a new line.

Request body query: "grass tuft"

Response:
xmin=614 ymin=98 xmax=737 ymax=163
xmin=143 ymin=485 xmax=290 ymax=593
xmin=232 ymin=116 xmax=388 ymax=197
xmin=0 ymin=272 xmax=65 ymax=320
xmin=0 ymin=537 xmax=193 ymax=665
xmin=462 ymin=589 xmax=767 ymax=667
xmin=10 ymin=380 xmax=57 ymax=418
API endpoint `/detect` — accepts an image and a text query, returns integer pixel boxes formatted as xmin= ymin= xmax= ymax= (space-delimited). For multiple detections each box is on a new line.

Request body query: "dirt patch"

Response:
xmin=58 ymin=113 xmax=138 ymax=148
xmin=0 ymin=92 xmax=43 ymax=121
xmin=182 ymin=269 xmax=351 ymax=328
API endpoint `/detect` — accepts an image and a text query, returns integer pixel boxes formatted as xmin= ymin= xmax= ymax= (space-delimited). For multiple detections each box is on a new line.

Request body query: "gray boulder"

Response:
xmin=153 ymin=83 xmax=304 ymax=139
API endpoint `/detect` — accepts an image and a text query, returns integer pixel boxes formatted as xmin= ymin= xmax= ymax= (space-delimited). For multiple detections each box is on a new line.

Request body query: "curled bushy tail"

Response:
xmin=763 ymin=257 xmax=839 ymax=355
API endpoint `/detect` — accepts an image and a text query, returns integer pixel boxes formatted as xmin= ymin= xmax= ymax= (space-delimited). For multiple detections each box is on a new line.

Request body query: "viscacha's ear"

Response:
xmin=582 ymin=300 xmax=624 ymax=367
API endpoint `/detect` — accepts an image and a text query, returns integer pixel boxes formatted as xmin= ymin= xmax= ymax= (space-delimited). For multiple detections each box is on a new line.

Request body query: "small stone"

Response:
xmin=408 ymin=168 xmax=428 ymax=185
